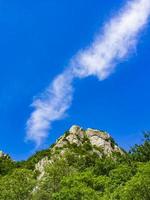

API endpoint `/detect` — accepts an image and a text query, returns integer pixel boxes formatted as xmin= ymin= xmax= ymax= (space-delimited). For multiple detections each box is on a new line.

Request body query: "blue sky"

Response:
xmin=0 ymin=0 xmax=150 ymax=160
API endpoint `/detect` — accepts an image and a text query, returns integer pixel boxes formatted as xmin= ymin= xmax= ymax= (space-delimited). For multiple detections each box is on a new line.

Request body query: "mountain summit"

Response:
xmin=0 ymin=126 xmax=149 ymax=200
xmin=54 ymin=125 xmax=122 ymax=155
xmin=35 ymin=125 xmax=123 ymax=178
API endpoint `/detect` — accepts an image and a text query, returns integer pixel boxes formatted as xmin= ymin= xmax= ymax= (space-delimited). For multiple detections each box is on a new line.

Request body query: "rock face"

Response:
xmin=35 ymin=157 xmax=51 ymax=180
xmin=35 ymin=125 xmax=123 ymax=178
xmin=54 ymin=125 xmax=122 ymax=155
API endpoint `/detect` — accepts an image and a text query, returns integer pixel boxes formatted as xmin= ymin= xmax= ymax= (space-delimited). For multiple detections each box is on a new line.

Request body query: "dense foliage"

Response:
xmin=0 ymin=132 xmax=150 ymax=199
xmin=16 ymin=148 xmax=52 ymax=170
xmin=0 ymin=154 xmax=15 ymax=175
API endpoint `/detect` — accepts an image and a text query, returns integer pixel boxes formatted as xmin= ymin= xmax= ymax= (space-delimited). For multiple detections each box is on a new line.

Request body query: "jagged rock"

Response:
xmin=35 ymin=157 xmax=50 ymax=180
xmin=69 ymin=125 xmax=81 ymax=134
xmin=54 ymin=125 xmax=122 ymax=155
xmin=35 ymin=125 xmax=123 ymax=179
xmin=86 ymin=128 xmax=110 ymax=140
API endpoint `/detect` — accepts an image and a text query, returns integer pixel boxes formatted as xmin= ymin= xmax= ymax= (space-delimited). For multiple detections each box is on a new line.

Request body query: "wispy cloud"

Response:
xmin=26 ymin=69 xmax=74 ymax=147
xmin=26 ymin=0 xmax=150 ymax=146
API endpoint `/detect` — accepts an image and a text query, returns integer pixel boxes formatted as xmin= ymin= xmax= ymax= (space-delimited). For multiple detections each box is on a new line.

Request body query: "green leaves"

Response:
xmin=112 ymin=162 xmax=150 ymax=200
xmin=0 ymin=154 xmax=15 ymax=175
xmin=130 ymin=131 xmax=150 ymax=162
xmin=31 ymin=131 xmax=150 ymax=200
xmin=0 ymin=169 xmax=36 ymax=200
xmin=52 ymin=171 xmax=102 ymax=200
xmin=32 ymin=159 xmax=75 ymax=199
xmin=0 ymin=131 xmax=150 ymax=199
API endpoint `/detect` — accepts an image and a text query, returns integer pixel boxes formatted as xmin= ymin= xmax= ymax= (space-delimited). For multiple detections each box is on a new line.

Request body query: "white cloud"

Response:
xmin=26 ymin=69 xmax=74 ymax=146
xmin=26 ymin=0 xmax=150 ymax=146
xmin=72 ymin=0 xmax=150 ymax=80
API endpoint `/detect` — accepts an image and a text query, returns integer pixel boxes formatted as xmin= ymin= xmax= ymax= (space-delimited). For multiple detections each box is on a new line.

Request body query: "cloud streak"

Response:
xmin=26 ymin=0 xmax=150 ymax=146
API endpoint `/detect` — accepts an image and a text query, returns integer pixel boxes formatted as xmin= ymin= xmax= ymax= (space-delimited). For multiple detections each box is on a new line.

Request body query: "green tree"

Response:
xmin=130 ymin=131 xmax=150 ymax=162
xmin=53 ymin=183 xmax=100 ymax=200
xmin=93 ymin=157 xmax=116 ymax=176
xmin=0 ymin=168 xmax=36 ymax=200
xmin=32 ymin=158 xmax=74 ymax=200
xmin=112 ymin=162 xmax=150 ymax=200
xmin=16 ymin=149 xmax=51 ymax=170
xmin=53 ymin=171 xmax=103 ymax=200
xmin=108 ymin=164 xmax=137 ymax=192
xmin=0 ymin=154 xmax=15 ymax=175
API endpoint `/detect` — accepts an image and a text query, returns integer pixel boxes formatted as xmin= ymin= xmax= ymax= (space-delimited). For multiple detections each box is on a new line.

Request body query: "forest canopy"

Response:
xmin=0 ymin=131 xmax=150 ymax=200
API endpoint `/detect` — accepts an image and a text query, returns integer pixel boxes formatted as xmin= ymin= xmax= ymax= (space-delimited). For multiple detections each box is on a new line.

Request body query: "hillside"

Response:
xmin=0 ymin=126 xmax=150 ymax=200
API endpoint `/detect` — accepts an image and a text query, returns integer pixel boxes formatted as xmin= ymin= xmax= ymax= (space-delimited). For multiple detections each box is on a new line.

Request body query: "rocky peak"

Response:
xmin=53 ymin=125 xmax=122 ymax=155
xmin=69 ymin=125 xmax=81 ymax=134
xmin=35 ymin=125 xmax=123 ymax=178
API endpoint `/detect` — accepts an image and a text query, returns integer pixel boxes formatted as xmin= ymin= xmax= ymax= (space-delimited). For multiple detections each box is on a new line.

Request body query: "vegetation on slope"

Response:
xmin=0 ymin=131 xmax=150 ymax=200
